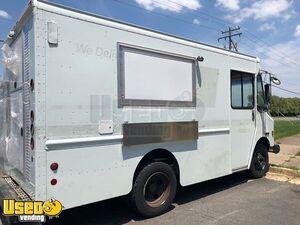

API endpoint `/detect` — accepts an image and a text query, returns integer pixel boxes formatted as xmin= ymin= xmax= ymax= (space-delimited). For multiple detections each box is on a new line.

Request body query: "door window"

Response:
xmin=231 ymin=71 xmax=254 ymax=109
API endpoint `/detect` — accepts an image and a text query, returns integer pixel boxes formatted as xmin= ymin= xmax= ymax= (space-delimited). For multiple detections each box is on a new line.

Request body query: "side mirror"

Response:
xmin=271 ymin=77 xmax=281 ymax=85
xmin=264 ymin=84 xmax=271 ymax=103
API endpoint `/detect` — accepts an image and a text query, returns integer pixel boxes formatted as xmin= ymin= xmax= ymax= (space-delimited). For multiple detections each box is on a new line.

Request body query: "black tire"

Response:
xmin=130 ymin=162 xmax=177 ymax=218
xmin=249 ymin=143 xmax=270 ymax=178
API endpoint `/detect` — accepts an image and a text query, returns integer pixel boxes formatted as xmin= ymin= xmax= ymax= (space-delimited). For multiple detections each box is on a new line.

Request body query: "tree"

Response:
xmin=270 ymin=96 xmax=300 ymax=116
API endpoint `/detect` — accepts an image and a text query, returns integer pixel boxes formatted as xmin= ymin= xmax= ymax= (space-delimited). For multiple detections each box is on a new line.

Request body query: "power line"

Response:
xmin=239 ymin=36 xmax=287 ymax=67
xmin=115 ymin=0 xmax=300 ymax=96
xmin=113 ymin=0 xmax=299 ymax=72
xmin=148 ymin=0 xmax=223 ymax=28
xmin=166 ymin=0 xmax=300 ymax=62
xmin=158 ymin=0 xmax=300 ymax=69
xmin=268 ymin=76 xmax=300 ymax=88
xmin=164 ymin=0 xmax=300 ymax=68
xmin=263 ymin=79 xmax=300 ymax=96
xmin=167 ymin=0 xmax=300 ymax=68
xmin=241 ymin=35 xmax=300 ymax=70
xmin=244 ymin=30 xmax=292 ymax=58
xmin=272 ymin=85 xmax=300 ymax=96
xmin=112 ymin=0 xmax=219 ymax=31
xmin=243 ymin=30 xmax=300 ymax=69
xmin=165 ymin=0 xmax=228 ymax=27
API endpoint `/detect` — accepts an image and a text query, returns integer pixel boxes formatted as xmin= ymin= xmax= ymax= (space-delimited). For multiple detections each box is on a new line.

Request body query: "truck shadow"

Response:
xmin=45 ymin=172 xmax=251 ymax=225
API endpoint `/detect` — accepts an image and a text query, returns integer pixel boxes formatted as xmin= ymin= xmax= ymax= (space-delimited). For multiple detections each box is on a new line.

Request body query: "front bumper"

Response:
xmin=269 ymin=144 xmax=280 ymax=154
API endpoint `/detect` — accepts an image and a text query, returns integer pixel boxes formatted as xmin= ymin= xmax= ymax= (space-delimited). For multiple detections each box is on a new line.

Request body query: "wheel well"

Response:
xmin=133 ymin=149 xmax=180 ymax=181
xmin=256 ymin=137 xmax=270 ymax=150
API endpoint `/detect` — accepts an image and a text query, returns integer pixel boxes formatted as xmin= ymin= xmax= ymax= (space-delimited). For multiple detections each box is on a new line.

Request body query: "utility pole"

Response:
xmin=218 ymin=26 xmax=242 ymax=52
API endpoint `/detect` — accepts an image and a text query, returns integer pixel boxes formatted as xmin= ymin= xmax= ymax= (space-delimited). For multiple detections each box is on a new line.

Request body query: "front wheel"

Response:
xmin=249 ymin=143 xmax=270 ymax=178
xmin=130 ymin=162 xmax=177 ymax=218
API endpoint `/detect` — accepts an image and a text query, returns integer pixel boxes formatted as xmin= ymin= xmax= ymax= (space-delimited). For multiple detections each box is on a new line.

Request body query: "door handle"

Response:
xmin=252 ymin=109 xmax=255 ymax=121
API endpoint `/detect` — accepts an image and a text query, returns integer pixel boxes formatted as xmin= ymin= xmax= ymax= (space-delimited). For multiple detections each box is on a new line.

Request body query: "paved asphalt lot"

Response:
xmin=45 ymin=172 xmax=300 ymax=225
xmin=1 ymin=172 xmax=300 ymax=225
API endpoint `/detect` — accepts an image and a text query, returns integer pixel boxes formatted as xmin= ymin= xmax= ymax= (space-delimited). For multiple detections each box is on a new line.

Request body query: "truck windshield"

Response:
xmin=257 ymin=74 xmax=265 ymax=110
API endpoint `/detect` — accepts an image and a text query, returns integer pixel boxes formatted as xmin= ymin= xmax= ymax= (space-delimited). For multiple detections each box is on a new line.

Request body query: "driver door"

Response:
xmin=230 ymin=70 xmax=256 ymax=171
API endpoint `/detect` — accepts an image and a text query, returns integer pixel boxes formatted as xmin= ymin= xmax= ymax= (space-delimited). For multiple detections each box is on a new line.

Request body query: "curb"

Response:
xmin=269 ymin=166 xmax=300 ymax=178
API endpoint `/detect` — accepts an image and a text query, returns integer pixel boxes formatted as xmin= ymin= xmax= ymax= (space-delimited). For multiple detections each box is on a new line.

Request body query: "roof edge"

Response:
xmin=35 ymin=0 xmax=258 ymax=61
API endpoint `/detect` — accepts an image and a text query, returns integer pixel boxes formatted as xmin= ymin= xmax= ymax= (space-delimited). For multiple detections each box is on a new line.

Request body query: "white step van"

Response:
xmin=0 ymin=0 xmax=280 ymax=220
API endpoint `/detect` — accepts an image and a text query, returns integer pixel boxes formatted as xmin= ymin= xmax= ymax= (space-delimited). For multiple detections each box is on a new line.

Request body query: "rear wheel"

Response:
xmin=249 ymin=143 xmax=270 ymax=178
xmin=131 ymin=162 xmax=177 ymax=218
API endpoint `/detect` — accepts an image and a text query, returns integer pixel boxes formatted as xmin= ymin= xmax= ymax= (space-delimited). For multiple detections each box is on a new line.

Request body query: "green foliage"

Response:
xmin=274 ymin=120 xmax=300 ymax=140
xmin=270 ymin=96 xmax=300 ymax=117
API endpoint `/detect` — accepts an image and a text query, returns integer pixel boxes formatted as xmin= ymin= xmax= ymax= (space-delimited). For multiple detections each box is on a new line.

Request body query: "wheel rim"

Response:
xmin=254 ymin=152 xmax=266 ymax=171
xmin=143 ymin=172 xmax=171 ymax=208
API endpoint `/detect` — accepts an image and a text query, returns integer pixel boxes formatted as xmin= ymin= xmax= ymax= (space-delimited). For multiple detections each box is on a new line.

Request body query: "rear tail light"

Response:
xmin=51 ymin=179 xmax=58 ymax=186
xmin=50 ymin=163 xmax=59 ymax=171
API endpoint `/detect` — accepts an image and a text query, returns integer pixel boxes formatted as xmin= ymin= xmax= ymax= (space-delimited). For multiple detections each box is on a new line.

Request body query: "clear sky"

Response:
xmin=0 ymin=0 xmax=299 ymax=97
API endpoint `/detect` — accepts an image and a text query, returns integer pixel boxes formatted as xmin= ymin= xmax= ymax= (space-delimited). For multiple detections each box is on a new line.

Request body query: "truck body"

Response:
xmin=0 ymin=0 xmax=278 ymax=216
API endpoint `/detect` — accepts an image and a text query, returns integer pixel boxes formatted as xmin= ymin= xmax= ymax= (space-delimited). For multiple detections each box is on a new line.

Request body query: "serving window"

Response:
xmin=118 ymin=44 xmax=196 ymax=107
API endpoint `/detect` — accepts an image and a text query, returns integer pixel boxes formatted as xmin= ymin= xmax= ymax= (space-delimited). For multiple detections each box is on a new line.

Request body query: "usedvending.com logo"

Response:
xmin=2 ymin=199 xmax=63 ymax=222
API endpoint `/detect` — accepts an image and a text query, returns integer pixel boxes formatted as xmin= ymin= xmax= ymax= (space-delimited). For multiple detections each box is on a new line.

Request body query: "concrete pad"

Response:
xmin=277 ymin=144 xmax=300 ymax=156
xmin=269 ymin=166 xmax=300 ymax=177
xmin=266 ymin=173 xmax=290 ymax=182
xmin=289 ymin=178 xmax=300 ymax=185
xmin=283 ymin=156 xmax=300 ymax=169
xmin=266 ymin=172 xmax=300 ymax=186
xmin=269 ymin=154 xmax=290 ymax=166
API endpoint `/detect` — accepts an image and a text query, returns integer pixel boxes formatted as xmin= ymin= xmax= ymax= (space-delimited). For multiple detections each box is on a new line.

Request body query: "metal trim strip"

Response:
xmin=45 ymin=128 xmax=230 ymax=150
xmin=198 ymin=128 xmax=230 ymax=134
xmin=45 ymin=135 xmax=123 ymax=150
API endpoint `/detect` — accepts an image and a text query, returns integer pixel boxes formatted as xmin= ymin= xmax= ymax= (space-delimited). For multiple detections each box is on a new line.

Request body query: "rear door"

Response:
xmin=230 ymin=70 xmax=256 ymax=170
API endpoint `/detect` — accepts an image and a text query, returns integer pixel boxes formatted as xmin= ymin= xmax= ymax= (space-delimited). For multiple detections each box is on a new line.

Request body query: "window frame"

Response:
xmin=117 ymin=43 xmax=197 ymax=108
xmin=230 ymin=70 xmax=255 ymax=110
xmin=256 ymin=74 xmax=266 ymax=110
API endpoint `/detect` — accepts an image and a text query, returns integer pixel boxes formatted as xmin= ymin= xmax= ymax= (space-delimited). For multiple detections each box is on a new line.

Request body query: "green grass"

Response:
xmin=274 ymin=120 xmax=300 ymax=140
xmin=295 ymin=151 xmax=300 ymax=157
